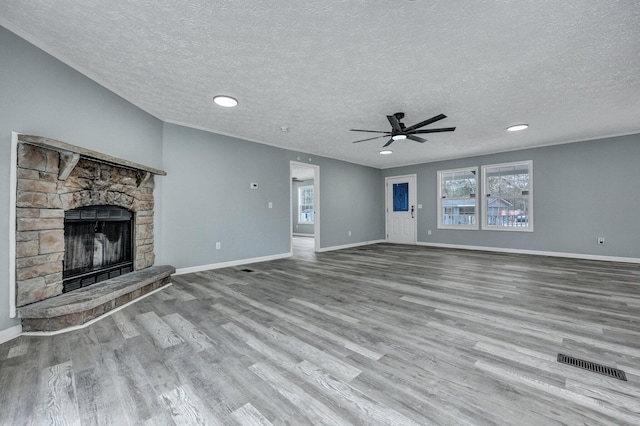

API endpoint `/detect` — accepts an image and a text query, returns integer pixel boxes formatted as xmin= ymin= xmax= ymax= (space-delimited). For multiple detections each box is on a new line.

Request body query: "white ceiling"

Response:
xmin=1 ymin=1 xmax=639 ymax=168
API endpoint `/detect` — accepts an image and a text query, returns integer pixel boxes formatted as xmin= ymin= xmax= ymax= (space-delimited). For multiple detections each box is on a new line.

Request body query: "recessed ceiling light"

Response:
xmin=379 ymin=150 xmax=393 ymax=155
xmin=507 ymin=124 xmax=529 ymax=132
xmin=392 ymin=135 xmax=407 ymax=141
xmin=213 ymin=95 xmax=238 ymax=107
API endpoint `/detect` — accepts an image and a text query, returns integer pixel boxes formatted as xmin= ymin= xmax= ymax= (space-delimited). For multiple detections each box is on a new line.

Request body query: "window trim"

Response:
xmin=437 ymin=166 xmax=479 ymax=230
xmin=297 ymin=184 xmax=314 ymax=225
xmin=481 ymin=160 xmax=533 ymax=232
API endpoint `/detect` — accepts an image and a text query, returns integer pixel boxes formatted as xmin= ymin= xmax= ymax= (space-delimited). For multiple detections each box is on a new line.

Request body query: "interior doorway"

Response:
xmin=385 ymin=174 xmax=417 ymax=244
xmin=290 ymin=161 xmax=320 ymax=256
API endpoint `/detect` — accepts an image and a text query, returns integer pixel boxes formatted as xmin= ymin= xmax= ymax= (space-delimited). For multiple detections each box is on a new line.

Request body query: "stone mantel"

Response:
xmin=18 ymin=134 xmax=166 ymax=177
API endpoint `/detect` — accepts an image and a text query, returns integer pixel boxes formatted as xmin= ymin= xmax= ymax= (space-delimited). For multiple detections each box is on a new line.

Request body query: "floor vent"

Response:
xmin=240 ymin=268 xmax=255 ymax=273
xmin=557 ymin=354 xmax=627 ymax=381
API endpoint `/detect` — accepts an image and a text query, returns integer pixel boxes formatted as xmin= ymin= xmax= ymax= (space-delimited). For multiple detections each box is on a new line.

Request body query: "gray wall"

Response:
xmin=382 ymin=134 xmax=640 ymax=259
xmin=319 ymin=158 xmax=385 ymax=247
xmin=159 ymin=123 xmax=385 ymax=269
xmin=292 ymin=179 xmax=315 ymax=235
xmin=160 ymin=123 xmax=291 ymax=267
xmin=0 ymin=26 xmax=164 ymax=332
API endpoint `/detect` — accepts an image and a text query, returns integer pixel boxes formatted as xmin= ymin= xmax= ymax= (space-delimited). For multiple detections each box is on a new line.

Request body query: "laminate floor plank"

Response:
xmin=61 ymin=330 xmax=106 ymax=376
xmin=101 ymin=346 xmax=166 ymax=424
xmin=160 ymin=384 xmax=221 ymax=426
xmin=213 ymin=303 xmax=362 ymax=382
xmin=294 ymin=359 xmax=420 ymax=426
xmin=6 ymin=336 xmax=29 ymax=359
xmin=348 ymin=358 xmax=485 ymax=426
xmin=74 ymin=366 xmax=132 ymax=426
xmin=0 ymin=353 xmax=20 ymax=423
xmin=249 ymin=362 xmax=354 ymax=426
xmin=2 ymin=244 xmax=639 ymax=424
xmin=112 ymin=310 xmax=141 ymax=340
xmin=163 ymin=284 xmax=198 ymax=302
xmin=217 ymin=285 xmax=385 ymax=360
xmin=288 ymin=297 xmax=361 ymax=325
xmin=9 ymin=337 xmax=60 ymax=425
xmin=163 ymin=312 xmax=215 ymax=352
xmin=194 ymin=323 xmax=307 ymax=425
xmin=136 ymin=311 xmax=183 ymax=349
xmin=231 ymin=402 xmax=274 ymax=426
xmin=31 ymin=360 xmax=81 ymax=426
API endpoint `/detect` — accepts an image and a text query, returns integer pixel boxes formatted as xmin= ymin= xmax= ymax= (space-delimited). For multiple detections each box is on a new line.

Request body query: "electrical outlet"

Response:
xmin=348 ymin=230 xmax=351 ymax=236
xmin=268 ymin=202 xmax=273 ymax=209
xmin=428 ymin=229 xmax=432 ymax=235
xmin=215 ymin=242 xmax=221 ymax=250
xmin=597 ymin=237 xmax=605 ymax=245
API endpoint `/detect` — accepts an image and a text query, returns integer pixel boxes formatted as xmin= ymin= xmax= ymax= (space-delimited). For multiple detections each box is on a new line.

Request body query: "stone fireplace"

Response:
xmin=14 ymin=135 xmax=174 ymax=332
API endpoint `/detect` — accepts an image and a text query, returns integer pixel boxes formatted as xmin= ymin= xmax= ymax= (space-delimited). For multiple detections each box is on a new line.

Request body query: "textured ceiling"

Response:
xmin=1 ymin=1 xmax=639 ymax=168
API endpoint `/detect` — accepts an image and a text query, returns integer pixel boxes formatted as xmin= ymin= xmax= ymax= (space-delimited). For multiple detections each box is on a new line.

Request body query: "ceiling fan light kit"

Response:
xmin=351 ymin=112 xmax=456 ymax=148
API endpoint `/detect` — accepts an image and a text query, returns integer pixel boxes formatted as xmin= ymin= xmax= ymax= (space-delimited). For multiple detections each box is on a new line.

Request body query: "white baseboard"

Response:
xmin=174 ymin=252 xmax=292 ymax=275
xmin=317 ymin=239 xmax=386 ymax=253
xmin=0 ymin=324 xmax=23 ymax=344
xmin=293 ymin=233 xmax=314 ymax=237
xmin=417 ymin=242 xmax=640 ymax=264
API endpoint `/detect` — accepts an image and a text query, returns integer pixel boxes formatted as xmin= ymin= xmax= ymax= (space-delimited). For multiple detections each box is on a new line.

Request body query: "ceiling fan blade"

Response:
xmin=407 ymin=135 xmax=427 ymax=143
xmin=405 ymin=114 xmax=447 ymax=132
xmin=412 ymin=127 xmax=456 ymax=134
xmin=382 ymin=138 xmax=395 ymax=147
xmin=349 ymin=129 xmax=389 ymax=133
xmin=387 ymin=115 xmax=402 ymax=132
xmin=352 ymin=135 xmax=388 ymax=143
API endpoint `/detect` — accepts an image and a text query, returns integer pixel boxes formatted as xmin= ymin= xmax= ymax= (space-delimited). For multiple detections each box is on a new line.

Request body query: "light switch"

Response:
xmin=268 ymin=202 xmax=273 ymax=208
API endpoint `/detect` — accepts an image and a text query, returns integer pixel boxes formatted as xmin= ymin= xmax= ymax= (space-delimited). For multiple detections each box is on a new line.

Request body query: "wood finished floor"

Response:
xmin=1 ymin=241 xmax=639 ymax=425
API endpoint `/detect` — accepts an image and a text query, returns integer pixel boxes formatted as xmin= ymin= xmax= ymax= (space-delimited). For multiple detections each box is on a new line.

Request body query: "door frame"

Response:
xmin=290 ymin=161 xmax=320 ymax=252
xmin=385 ymin=174 xmax=417 ymax=244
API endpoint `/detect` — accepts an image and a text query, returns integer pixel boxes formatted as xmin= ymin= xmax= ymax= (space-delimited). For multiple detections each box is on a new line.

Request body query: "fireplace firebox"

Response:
xmin=63 ymin=205 xmax=133 ymax=293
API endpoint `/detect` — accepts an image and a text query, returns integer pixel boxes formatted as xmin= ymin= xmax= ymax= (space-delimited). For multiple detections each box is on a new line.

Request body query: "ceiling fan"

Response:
xmin=350 ymin=112 xmax=456 ymax=147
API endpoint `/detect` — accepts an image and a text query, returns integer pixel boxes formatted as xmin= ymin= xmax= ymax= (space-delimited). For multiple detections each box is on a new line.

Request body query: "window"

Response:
xmin=393 ymin=183 xmax=409 ymax=212
xmin=298 ymin=185 xmax=314 ymax=224
xmin=482 ymin=160 xmax=532 ymax=231
xmin=438 ymin=167 xmax=478 ymax=229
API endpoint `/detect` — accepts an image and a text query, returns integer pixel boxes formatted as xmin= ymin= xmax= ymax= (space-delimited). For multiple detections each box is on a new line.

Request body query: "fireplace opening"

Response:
xmin=63 ymin=205 xmax=134 ymax=293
